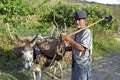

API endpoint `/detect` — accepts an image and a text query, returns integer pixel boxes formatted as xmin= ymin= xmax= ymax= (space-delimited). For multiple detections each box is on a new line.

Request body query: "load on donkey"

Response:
xmin=34 ymin=36 xmax=66 ymax=61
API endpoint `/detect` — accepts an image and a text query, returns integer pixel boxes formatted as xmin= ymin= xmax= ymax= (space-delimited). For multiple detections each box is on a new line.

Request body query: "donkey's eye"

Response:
xmin=30 ymin=51 xmax=33 ymax=54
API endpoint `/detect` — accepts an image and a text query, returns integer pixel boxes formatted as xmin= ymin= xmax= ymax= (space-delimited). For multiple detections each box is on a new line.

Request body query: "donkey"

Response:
xmin=13 ymin=34 xmax=38 ymax=70
xmin=13 ymin=34 xmax=65 ymax=80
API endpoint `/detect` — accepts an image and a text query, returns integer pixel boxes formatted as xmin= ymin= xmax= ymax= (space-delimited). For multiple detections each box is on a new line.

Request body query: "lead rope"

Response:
xmin=39 ymin=52 xmax=57 ymax=73
xmin=48 ymin=53 xmax=57 ymax=68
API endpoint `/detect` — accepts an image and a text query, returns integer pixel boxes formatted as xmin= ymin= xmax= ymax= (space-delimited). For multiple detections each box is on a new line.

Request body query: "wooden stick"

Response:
xmin=7 ymin=23 xmax=14 ymax=40
xmin=68 ymin=18 xmax=105 ymax=37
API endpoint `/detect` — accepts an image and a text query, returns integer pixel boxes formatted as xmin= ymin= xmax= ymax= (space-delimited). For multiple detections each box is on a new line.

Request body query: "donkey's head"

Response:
xmin=15 ymin=34 xmax=38 ymax=70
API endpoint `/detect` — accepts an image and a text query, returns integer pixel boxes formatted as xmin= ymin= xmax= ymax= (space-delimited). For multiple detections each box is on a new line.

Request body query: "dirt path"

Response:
xmin=91 ymin=53 xmax=120 ymax=80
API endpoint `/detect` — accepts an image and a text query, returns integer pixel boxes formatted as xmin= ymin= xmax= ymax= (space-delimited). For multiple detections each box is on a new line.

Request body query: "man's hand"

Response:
xmin=60 ymin=34 xmax=70 ymax=41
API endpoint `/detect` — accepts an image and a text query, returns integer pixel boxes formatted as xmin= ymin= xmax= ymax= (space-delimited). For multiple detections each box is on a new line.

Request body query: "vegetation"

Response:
xmin=0 ymin=0 xmax=120 ymax=79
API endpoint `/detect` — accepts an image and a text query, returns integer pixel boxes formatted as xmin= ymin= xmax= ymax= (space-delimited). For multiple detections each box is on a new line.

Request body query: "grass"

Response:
xmin=0 ymin=71 xmax=32 ymax=80
xmin=92 ymin=33 xmax=120 ymax=58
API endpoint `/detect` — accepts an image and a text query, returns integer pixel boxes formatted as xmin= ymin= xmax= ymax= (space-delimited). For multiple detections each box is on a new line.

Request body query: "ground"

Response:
xmin=91 ymin=53 xmax=120 ymax=80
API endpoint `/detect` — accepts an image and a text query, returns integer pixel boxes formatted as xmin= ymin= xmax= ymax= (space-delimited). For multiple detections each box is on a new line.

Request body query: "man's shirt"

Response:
xmin=72 ymin=28 xmax=92 ymax=66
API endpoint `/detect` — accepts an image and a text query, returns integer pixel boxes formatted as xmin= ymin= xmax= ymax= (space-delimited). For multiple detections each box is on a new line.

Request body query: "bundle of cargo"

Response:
xmin=35 ymin=37 xmax=66 ymax=61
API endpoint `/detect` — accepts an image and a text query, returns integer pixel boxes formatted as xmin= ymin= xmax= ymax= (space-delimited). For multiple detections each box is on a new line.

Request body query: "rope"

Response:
xmin=48 ymin=53 xmax=57 ymax=68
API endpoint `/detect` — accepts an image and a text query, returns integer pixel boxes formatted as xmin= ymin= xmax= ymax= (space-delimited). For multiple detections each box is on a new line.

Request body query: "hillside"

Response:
xmin=63 ymin=0 xmax=120 ymax=23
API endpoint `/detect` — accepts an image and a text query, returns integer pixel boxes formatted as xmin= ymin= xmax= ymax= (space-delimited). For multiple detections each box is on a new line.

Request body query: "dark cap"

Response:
xmin=74 ymin=10 xmax=87 ymax=19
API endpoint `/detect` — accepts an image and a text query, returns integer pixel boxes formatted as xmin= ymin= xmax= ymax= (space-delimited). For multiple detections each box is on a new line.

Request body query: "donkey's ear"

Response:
xmin=31 ymin=34 xmax=38 ymax=43
xmin=15 ymin=34 xmax=23 ymax=43
xmin=30 ymin=34 xmax=38 ymax=47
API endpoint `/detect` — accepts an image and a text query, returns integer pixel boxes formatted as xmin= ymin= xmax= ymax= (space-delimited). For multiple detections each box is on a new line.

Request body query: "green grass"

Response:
xmin=92 ymin=33 xmax=120 ymax=58
xmin=0 ymin=71 xmax=32 ymax=80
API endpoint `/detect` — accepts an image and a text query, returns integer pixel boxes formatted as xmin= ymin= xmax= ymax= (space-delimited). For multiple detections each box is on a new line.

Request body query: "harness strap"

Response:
xmin=48 ymin=53 xmax=57 ymax=68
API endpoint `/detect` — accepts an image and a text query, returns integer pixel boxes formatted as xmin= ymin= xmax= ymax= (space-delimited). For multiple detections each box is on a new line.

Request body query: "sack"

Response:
xmin=37 ymin=37 xmax=66 ymax=61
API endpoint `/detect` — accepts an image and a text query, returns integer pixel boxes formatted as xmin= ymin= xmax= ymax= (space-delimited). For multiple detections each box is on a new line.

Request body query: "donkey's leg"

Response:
xmin=37 ymin=71 xmax=42 ymax=80
xmin=33 ymin=71 xmax=41 ymax=80
xmin=35 ymin=71 xmax=41 ymax=80
xmin=57 ymin=62 xmax=63 ymax=79
xmin=33 ymin=72 xmax=37 ymax=80
xmin=53 ymin=67 xmax=57 ymax=79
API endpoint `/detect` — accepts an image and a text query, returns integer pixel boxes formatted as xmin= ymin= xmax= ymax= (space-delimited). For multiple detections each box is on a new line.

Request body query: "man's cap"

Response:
xmin=74 ymin=10 xmax=87 ymax=19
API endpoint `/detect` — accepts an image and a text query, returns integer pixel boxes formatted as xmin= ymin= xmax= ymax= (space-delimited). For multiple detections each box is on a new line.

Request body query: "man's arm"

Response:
xmin=60 ymin=35 xmax=85 ymax=52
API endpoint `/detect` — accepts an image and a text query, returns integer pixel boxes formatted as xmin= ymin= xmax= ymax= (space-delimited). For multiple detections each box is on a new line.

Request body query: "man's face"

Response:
xmin=75 ymin=18 xmax=87 ymax=29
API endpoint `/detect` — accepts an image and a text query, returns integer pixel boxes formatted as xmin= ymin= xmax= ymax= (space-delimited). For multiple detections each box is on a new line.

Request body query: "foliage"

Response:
xmin=82 ymin=5 xmax=118 ymax=54
xmin=37 ymin=4 xmax=53 ymax=35
xmin=83 ymin=5 xmax=115 ymax=31
xmin=0 ymin=0 xmax=33 ymax=27
xmin=48 ymin=1 xmax=78 ymax=27
xmin=36 ymin=1 xmax=79 ymax=35
xmin=92 ymin=31 xmax=120 ymax=57
xmin=0 ymin=71 xmax=32 ymax=80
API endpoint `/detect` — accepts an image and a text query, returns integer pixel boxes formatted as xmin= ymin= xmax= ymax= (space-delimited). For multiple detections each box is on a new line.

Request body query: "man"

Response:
xmin=60 ymin=10 xmax=92 ymax=80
